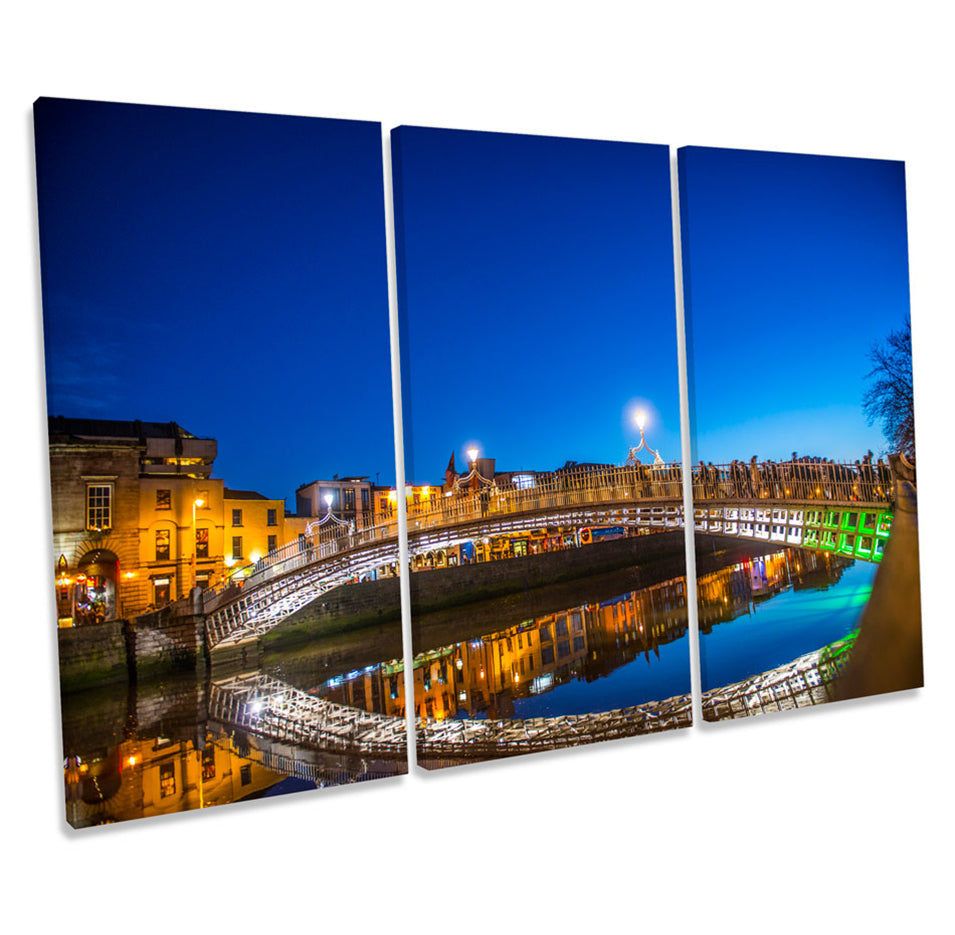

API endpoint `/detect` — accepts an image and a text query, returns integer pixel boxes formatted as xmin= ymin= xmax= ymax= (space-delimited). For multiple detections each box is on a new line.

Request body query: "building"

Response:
xmin=49 ymin=417 xmax=222 ymax=623
xmin=48 ymin=417 xmax=293 ymax=622
xmin=295 ymin=476 xmax=375 ymax=529
xmin=223 ymin=488 xmax=287 ymax=570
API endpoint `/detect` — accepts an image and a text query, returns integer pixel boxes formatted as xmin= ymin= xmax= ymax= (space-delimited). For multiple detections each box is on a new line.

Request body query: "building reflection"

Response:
xmin=305 ymin=548 xmax=854 ymax=724
xmin=63 ymin=731 xmax=286 ymax=828
xmin=325 ymin=576 xmax=692 ymax=723
xmin=696 ymin=548 xmax=852 ymax=635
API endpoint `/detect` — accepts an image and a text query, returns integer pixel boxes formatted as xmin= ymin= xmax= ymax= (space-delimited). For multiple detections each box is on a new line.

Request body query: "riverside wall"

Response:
xmin=58 ymin=603 xmax=205 ymax=693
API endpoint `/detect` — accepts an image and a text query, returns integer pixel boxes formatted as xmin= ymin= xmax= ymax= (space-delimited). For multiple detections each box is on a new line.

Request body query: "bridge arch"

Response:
xmin=201 ymin=460 xmax=896 ymax=649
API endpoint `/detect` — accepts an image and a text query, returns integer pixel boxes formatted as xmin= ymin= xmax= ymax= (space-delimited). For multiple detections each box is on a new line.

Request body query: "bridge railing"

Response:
xmin=689 ymin=460 xmax=894 ymax=504
xmin=205 ymin=457 xmax=896 ymax=606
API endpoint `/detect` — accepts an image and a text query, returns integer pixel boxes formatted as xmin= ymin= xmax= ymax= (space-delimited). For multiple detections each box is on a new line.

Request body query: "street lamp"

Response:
xmin=627 ymin=409 xmax=663 ymax=466
xmin=191 ymin=497 xmax=205 ymax=592
xmin=324 ymin=492 xmax=334 ymax=514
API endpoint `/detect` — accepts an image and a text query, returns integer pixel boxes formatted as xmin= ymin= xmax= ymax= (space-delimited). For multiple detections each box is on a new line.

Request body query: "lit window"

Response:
xmin=156 ymin=489 xmax=171 ymax=510
xmin=159 ymin=761 xmax=175 ymax=797
xmin=196 ymin=527 xmax=209 ymax=558
xmin=153 ymin=577 xmax=171 ymax=605
xmin=86 ymin=484 xmax=112 ymax=531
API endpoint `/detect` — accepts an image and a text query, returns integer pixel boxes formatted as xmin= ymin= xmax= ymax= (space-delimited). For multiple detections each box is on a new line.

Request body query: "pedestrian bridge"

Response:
xmin=201 ymin=458 xmax=896 ymax=650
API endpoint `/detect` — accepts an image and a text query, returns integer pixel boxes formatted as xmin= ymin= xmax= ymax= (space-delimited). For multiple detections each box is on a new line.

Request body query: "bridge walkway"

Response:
xmin=202 ymin=459 xmax=896 ymax=648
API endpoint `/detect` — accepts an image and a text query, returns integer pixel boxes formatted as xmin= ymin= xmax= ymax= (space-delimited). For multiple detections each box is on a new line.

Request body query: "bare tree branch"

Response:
xmin=862 ymin=316 xmax=915 ymax=460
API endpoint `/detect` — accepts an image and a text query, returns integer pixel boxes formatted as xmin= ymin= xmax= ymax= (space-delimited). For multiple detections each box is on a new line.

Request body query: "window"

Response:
xmin=201 ymin=746 xmax=216 ymax=781
xmin=232 ymin=509 xmax=243 ymax=526
xmin=153 ymin=577 xmax=171 ymax=605
xmin=232 ymin=536 xmax=243 ymax=559
xmin=195 ymin=527 xmax=209 ymax=558
xmin=361 ymin=489 xmax=369 ymax=510
xmin=240 ymin=764 xmax=252 ymax=786
xmin=343 ymin=488 xmax=355 ymax=511
xmin=267 ymin=535 xmax=277 ymax=553
xmin=86 ymin=484 xmax=112 ymax=531
xmin=267 ymin=508 xmax=277 ymax=526
xmin=159 ymin=761 xmax=176 ymax=797
xmin=155 ymin=529 xmax=170 ymax=561
xmin=156 ymin=489 xmax=171 ymax=510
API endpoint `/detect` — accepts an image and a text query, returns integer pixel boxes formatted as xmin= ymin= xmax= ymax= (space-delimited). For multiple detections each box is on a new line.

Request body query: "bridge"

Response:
xmin=200 ymin=458 xmax=897 ymax=650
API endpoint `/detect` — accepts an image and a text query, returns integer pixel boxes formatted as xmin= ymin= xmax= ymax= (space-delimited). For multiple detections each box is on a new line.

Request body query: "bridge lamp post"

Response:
xmin=627 ymin=409 xmax=663 ymax=467
xmin=324 ymin=492 xmax=334 ymax=515
xmin=191 ymin=497 xmax=204 ymax=592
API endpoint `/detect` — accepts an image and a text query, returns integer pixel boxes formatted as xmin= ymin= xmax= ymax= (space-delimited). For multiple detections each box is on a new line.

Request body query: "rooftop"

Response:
xmin=48 ymin=416 xmax=207 ymax=441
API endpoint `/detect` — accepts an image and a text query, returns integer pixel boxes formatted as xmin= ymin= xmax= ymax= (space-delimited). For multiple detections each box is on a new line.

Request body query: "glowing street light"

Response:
xmin=467 ymin=446 xmax=479 ymax=466
xmin=626 ymin=407 xmax=663 ymax=466
xmin=323 ymin=492 xmax=334 ymax=514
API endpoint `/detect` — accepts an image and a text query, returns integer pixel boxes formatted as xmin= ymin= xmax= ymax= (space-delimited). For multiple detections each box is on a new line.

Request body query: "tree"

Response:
xmin=862 ymin=316 xmax=915 ymax=460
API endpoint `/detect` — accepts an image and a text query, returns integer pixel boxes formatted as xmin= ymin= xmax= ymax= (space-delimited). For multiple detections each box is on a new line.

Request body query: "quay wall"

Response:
xmin=57 ymin=621 xmax=129 ymax=693
xmin=58 ymin=604 xmax=206 ymax=693
xmin=128 ymin=606 xmax=205 ymax=680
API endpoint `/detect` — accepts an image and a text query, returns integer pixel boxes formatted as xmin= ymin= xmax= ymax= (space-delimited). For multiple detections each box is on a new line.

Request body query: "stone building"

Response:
xmin=49 ymin=417 xmax=220 ymax=622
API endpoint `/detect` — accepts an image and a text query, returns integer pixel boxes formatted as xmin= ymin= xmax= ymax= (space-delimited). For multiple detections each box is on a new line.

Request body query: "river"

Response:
xmin=60 ymin=544 xmax=875 ymax=825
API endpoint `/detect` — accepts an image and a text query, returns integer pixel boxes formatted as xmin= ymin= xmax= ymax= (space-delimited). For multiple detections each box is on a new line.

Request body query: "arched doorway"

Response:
xmin=77 ymin=549 xmax=119 ymax=623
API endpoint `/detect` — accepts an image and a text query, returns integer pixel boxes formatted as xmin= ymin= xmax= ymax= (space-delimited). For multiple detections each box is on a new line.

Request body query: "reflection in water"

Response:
xmin=62 ymin=545 xmax=876 ymax=821
xmin=403 ymin=575 xmax=691 ymax=722
xmin=60 ymin=676 xmax=406 ymax=829
xmin=302 ymin=548 xmax=870 ymax=730
xmin=696 ymin=548 xmax=876 ymax=695
xmin=65 ymin=731 xmax=292 ymax=828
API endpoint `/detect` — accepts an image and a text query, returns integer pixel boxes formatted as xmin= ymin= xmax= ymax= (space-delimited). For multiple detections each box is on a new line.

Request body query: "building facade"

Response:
xmin=48 ymin=418 xmax=290 ymax=622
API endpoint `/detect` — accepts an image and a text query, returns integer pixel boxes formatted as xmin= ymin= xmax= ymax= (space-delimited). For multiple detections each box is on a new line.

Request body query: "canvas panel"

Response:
xmin=391 ymin=126 xmax=692 ymax=767
xmin=677 ymin=145 xmax=921 ymax=722
xmin=35 ymin=98 xmax=406 ymax=826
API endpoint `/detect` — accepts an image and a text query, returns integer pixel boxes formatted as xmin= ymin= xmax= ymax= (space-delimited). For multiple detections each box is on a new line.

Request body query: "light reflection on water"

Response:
xmin=310 ymin=547 xmax=872 ymax=722
xmin=62 ymin=546 xmax=874 ymax=825
xmin=698 ymin=550 xmax=876 ymax=691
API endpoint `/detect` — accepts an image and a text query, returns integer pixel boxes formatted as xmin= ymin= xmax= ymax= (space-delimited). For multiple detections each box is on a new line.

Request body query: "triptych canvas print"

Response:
xmin=35 ymin=98 xmax=922 ymax=827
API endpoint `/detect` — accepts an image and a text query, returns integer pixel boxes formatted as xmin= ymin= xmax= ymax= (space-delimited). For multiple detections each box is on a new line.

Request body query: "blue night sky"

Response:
xmin=34 ymin=98 xmax=393 ymax=507
xmin=678 ymin=145 xmax=911 ymax=465
xmin=392 ymin=127 xmax=681 ymax=484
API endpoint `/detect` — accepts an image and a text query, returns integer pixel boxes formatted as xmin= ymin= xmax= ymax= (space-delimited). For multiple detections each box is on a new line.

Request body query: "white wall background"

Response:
xmin=3 ymin=4 xmax=951 ymax=930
